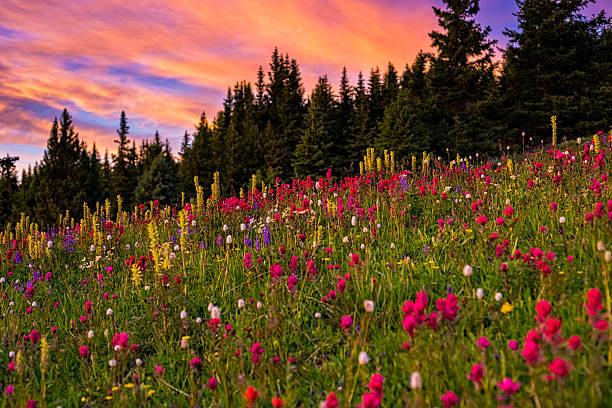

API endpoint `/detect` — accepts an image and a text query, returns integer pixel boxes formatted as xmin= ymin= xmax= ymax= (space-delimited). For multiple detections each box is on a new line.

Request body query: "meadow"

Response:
xmin=1 ymin=135 xmax=611 ymax=408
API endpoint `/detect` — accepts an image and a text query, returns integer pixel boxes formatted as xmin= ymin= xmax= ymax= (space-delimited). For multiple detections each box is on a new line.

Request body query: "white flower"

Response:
xmin=605 ymin=251 xmax=612 ymax=263
xmin=238 ymin=299 xmax=245 ymax=308
xmin=106 ymin=308 xmax=113 ymax=316
xmin=107 ymin=235 xmax=112 ymax=241
xmin=597 ymin=241 xmax=606 ymax=252
xmin=222 ymin=224 xmax=228 ymax=232
xmin=312 ymin=241 xmax=317 ymax=248
xmin=226 ymin=235 xmax=232 ymax=245
xmin=360 ymin=244 xmax=365 ymax=250
xmin=180 ymin=339 xmax=189 ymax=349
xmin=240 ymin=223 xmax=247 ymax=231
xmin=256 ymin=301 xmax=263 ymax=310
xmin=559 ymin=216 xmax=566 ymax=224
xmin=315 ymin=312 xmax=322 ymax=319
xmin=208 ymin=303 xmax=214 ymax=312
xmin=191 ymin=220 xmax=197 ymax=227
xmin=342 ymin=236 xmax=349 ymax=243
xmin=125 ymin=244 xmax=131 ymax=251
xmin=144 ymin=285 xmax=150 ymax=291
xmin=169 ymin=252 xmax=176 ymax=260
xmin=390 ymin=243 xmax=395 ymax=249
xmin=476 ymin=288 xmax=484 ymax=299
xmin=410 ymin=371 xmax=422 ymax=389
xmin=9 ymin=351 xmax=15 ymax=358
xmin=174 ymin=244 xmax=180 ymax=252
xmin=376 ymin=223 xmax=381 ymax=228
xmin=494 ymin=292 xmax=503 ymax=302
xmin=462 ymin=265 xmax=473 ymax=277
xmin=364 ymin=300 xmax=374 ymax=313
xmin=180 ymin=310 xmax=187 ymax=320
xmin=351 ymin=216 xmax=357 ymax=227
xmin=90 ymin=245 xmax=95 ymax=252
xmin=114 ymin=345 xmax=121 ymax=352
xmin=88 ymin=330 xmax=94 ymax=339
xmin=362 ymin=227 xmax=368 ymax=233
xmin=47 ymin=240 xmax=53 ymax=249
xmin=109 ymin=359 xmax=117 ymax=367
xmin=358 ymin=351 xmax=370 ymax=365
xmin=32 ymin=301 xmax=38 ymax=307
xmin=211 ymin=306 xmax=220 ymax=320
xmin=506 ymin=199 xmax=511 ymax=205
xmin=466 ymin=194 xmax=471 ymax=199
xmin=135 ymin=358 xmax=143 ymax=367
xmin=196 ymin=317 xmax=202 ymax=324
xmin=266 ymin=216 xmax=271 ymax=224
xmin=0 ymin=277 xmax=5 ymax=283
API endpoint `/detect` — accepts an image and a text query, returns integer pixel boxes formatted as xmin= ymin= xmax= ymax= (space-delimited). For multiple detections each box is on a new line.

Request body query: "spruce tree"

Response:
xmin=427 ymin=0 xmax=497 ymax=154
xmin=500 ymin=0 xmax=610 ymax=141
xmin=0 ymin=155 xmax=19 ymax=225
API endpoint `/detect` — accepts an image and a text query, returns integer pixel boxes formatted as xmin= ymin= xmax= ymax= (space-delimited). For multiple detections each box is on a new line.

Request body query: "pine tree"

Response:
xmin=427 ymin=0 xmax=497 ymax=154
xmin=0 ymin=155 xmax=19 ymax=225
xmin=293 ymin=76 xmax=336 ymax=178
xmin=349 ymin=72 xmax=370 ymax=163
xmin=336 ymin=67 xmax=354 ymax=172
xmin=382 ymin=62 xmax=399 ymax=107
xmin=500 ymin=0 xmax=610 ymax=141
xmin=113 ymin=111 xmax=135 ymax=207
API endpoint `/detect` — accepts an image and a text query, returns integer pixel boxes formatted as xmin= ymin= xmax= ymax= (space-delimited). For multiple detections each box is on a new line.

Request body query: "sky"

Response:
xmin=0 ymin=0 xmax=608 ymax=173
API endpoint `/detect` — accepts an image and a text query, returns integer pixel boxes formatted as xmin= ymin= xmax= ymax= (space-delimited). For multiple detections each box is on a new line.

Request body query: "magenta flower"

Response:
xmin=568 ymin=335 xmax=582 ymax=350
xmin=467 ymin=364 xmax=484 ymax=383
xmin=498 ymin=378 xmax=520 ymax=395
xmin=535 ymin=300 xmax=551 ymax=322
xmin=206 ymin=377 xmax=219 ymax=390
xmin=189 ymin=357 xmax=203 ymax=370
xmin=522 ymin=340 xmax=539 ymax=364
xmin=30 ymin=329 xmax=40 ymax=344
xmin=476 ymin=215 xmax=488 ymax=225
xmin=111 ymin=332 xmax=130 ymax=351
xmin=79 ymin=345 xmax=89 ymax=358
xmin=548 ymin=358 xmax=571 ymax=379
xmin=476 ymin=336 xmax=490 ymax=349
xmin=507 ymin=340 xmax=518 ymax=351
xmin=440 ymin=391 xmax=459 ymax=407
xmin=340 ymin=315 xmax=353 ymax=331
xmin=249 ymin=342 xmax=265 ymax=363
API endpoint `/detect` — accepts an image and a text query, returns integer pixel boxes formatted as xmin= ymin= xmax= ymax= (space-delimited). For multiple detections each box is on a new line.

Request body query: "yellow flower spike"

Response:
xmin=125 ymin=383 xmax=134 ymax=389
xmin=146 ymin=390 xmax=155 ymax=397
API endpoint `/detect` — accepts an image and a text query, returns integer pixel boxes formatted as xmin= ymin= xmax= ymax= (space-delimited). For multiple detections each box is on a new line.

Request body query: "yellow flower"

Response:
xmin=501 ymin=302 xmax=514 ymax=314
xmin=125 ymin=383 xmax=135 ymax=389
xmin=146 ymin=390 xmax=156 ymax=397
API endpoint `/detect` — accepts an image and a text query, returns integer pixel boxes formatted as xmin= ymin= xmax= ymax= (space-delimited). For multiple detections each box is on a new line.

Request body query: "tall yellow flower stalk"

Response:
xmin=179 ymin=210 xmax=187 ymax=277
xmin=116 ymin=195 xmax=122 ymax=225
xmin=148 ymin=221 xmax=161 ymax=278
xmin=593 ymin=133 xmax=600 ymax=153
xmin=390 ymin=151 xmax=395 ymax=174
xmin=551 ymin=115 xmax=557 ymax=148
xmin=194 ymin=176 xmax=204 ymax=214
xmin=211 ymin=171 xmax=220 ymax=206
xmin=412 ymin=156 xmax=416 ymax=173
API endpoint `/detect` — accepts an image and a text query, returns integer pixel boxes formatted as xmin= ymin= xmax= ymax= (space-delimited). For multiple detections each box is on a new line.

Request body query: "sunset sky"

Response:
xmin=0 ymin=0 xmax=607 ymax=172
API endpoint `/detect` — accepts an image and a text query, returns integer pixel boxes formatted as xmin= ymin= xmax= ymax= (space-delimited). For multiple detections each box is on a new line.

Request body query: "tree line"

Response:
xmin=1 ymin=0 xmax=610 ymax=227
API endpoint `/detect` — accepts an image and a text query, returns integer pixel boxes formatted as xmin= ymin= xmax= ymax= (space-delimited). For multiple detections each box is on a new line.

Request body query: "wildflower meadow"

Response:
xmin=1 ymin=134 xmax=611 ymax=408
